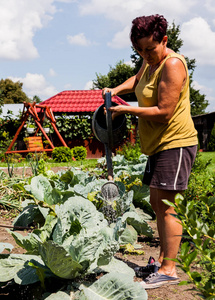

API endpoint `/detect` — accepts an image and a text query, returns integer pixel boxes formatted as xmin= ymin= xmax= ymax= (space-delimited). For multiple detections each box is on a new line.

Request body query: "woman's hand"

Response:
xmin=102 ymin=87 xmax=116 ymax=99
xmin=102 ymin=87 xmax=129 ymax=120
xmin=103 ymin=105 xmax=128 ymax=120
xmin=109 ymin=105 xmax=128 ymax=120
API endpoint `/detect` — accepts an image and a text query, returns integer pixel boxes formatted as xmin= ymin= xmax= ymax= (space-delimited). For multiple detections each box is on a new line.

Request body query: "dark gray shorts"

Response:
xmin=142 ymin=145 xmax=197 ymax=191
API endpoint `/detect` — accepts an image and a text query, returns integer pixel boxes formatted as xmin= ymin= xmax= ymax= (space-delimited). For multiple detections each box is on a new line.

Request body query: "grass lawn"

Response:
xmin=0 ymin=158 xmax=98 ymax=170
xmin=47 ymin=158 xmax=98 ymax=168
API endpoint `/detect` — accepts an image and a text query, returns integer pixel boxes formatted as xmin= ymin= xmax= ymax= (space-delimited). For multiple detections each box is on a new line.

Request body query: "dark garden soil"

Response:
xmin=0 ymin=167 xmax=202 ymax=300
xmin=115 ymin=221 xmax=202 ymax=300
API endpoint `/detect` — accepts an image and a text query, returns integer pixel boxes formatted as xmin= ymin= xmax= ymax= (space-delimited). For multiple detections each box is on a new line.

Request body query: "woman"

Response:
xmin=102 ymin=14 xmax=198 ymax=289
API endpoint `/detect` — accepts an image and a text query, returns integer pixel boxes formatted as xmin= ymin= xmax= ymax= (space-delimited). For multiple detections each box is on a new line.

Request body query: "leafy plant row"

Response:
xmin=0 ymin=154 xmax=152 ymax=299
xmin=0 ymin=151 xmax=214 ymax=299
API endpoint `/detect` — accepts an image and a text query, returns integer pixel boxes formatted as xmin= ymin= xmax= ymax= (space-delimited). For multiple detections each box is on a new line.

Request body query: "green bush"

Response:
xmin=116 ymin=140 xmax=142 ymax=161
xmin=208 ymin=122 xmax=215 ymax=151
xmin=72 ymin=146 xmax=87 ymax=161
xmin=5 ymin=153 xmax=23 ymax=163
xmin=52 ymin=146 xmax=72 ymax=162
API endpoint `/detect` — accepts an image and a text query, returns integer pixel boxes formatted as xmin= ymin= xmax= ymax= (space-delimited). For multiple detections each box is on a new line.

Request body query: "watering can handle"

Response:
xmin=105 ymin=92 xmax=113 ymax=149
xmin=104 ymin=92 xmax=114 ymax=180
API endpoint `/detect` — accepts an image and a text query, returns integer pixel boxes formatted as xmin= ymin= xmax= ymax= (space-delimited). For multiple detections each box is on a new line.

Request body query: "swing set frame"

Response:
xmin=5 ymin=102 xmax=68 ymax=155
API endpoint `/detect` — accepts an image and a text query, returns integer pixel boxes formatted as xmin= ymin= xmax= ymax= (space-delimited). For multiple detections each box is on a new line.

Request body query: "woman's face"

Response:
xmin=137 ymin=35 xmax=167 ymax=65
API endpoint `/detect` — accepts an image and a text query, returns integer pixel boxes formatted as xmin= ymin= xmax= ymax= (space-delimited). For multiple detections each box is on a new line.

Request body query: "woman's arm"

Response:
xmin=102 ymin=61 xmax=146 ymax=97
xmin=109 ymin=57 xmax=187 ymax=123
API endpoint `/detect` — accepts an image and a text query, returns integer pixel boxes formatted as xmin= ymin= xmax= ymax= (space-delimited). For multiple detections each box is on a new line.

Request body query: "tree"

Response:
xmin=92 ymin=60 xmax=137 ymax=102
xmin=32 ymin=95 xmax=42 ymax=103
xmin=166 ymin=22 xmax=183 ymax=52
xmin=189 ymin=80 xmax=209 ymax=116
xmin=0 ymin=79 xmax=30 ymax=104
xmin=0 ymin=90 xmax=3 ymax=114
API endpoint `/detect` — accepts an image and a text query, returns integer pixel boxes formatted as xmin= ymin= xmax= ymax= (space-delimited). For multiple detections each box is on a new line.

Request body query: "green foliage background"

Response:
xmin=208 ymin=122 xmax=215 ymax=151
xmin=0 ymin=79 xmax=30 ymax=104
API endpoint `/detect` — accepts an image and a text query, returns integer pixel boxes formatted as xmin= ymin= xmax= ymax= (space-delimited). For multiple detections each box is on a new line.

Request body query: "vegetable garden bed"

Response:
xmin=0 ymin=153 xmax=214 ymax=299
xmin=0 ymin=214 xmax=201 ymax=300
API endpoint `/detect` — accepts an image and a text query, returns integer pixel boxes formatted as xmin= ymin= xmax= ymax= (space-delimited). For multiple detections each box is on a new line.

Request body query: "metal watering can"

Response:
xmin=92 ymin=92 xmax=127 ymax=201
xmin=92 ymin=94 xmax=127 ymax=146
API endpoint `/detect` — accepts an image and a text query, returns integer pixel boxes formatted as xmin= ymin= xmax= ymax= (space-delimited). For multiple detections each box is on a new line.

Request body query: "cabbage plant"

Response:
xmin=13 ymin=167 xmax=153 ymax=245
xmin=0 ymin=196 xmax=148 ymax=299
xmin=0 ymin=157 xmax=153 ymax=298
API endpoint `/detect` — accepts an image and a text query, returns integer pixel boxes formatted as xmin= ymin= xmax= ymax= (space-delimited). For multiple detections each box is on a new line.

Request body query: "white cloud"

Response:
xmin=108 ymin=26 xmax=130 ymax=49
xmin=84 ymin=81 xmax=93 ymax=90
xmin=49 ymin=68 xmax=57 ymax=77
xmin=0 ymin=0 xmax=56 ymax=60
xmin=125 ymin=60 xmax=135 ymax=67
xmin=79 ymin=0 xmax=194 ymax=23
xmin=205 ymin=0 xmax=215 ymax=13
xmin=79 ymin=0 xmax=197 ymax=49
xmin=180 ymin=17 xmax=215 ymax=65
xmin=56 ymin=0 xmax=77 ymax=2
xmin=192 ymin=80 xmax=211 ymax=95
xmin=192 ymin=80 xmax=215 ymax=112
xmin=67 ymin=33 xmax=92 ymax=46
xmin=9 ymin=73 xmax=57 ymax=99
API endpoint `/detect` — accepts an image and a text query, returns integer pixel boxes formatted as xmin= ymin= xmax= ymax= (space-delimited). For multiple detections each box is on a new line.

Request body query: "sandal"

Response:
xmin=134 ymin=256 xmax=161 ymax=277
xmin=140 ymin=272 xmax=180 ymax=289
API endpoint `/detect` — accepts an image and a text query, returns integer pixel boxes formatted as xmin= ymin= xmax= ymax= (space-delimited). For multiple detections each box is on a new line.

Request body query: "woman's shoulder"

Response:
xmin=163 ymin=51 xmax=187 ymax=71
xmin=161 ymin=51 xmax=188 ymax=80
xmin=165 ymin=50 xmax=186 ymax=62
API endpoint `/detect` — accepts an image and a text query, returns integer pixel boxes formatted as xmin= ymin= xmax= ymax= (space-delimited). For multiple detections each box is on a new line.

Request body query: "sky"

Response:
xmin=1 ymin=0 xmax=215 ymax=112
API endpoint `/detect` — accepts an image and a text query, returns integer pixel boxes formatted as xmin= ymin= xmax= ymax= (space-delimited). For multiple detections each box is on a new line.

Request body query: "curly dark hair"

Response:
xmin=130 ymin=14 xmax=168 ymax=51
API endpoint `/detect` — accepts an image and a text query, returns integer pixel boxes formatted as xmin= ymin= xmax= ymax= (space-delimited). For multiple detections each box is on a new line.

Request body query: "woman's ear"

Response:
xmin=163 ymin=35 xmax=168 ymax=45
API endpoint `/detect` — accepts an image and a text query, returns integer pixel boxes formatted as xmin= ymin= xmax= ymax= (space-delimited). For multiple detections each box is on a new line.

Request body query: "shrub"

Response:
xmin=0 ymin=131 xmax=13 ymax=160
xmin=72 ymin=146 xmax=87 ymax=161
xmin=116 ymin=139 xmax=142 ymax=161
xmin=5 ymin=153 xmax=23 ymax=163
xmin=52 ymin=146 xmax=72 ymax=162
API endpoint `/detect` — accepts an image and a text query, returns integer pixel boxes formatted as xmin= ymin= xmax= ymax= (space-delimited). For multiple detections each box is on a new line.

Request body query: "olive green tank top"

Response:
xmin=135 ymin=53 xmax=198 ymax=156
